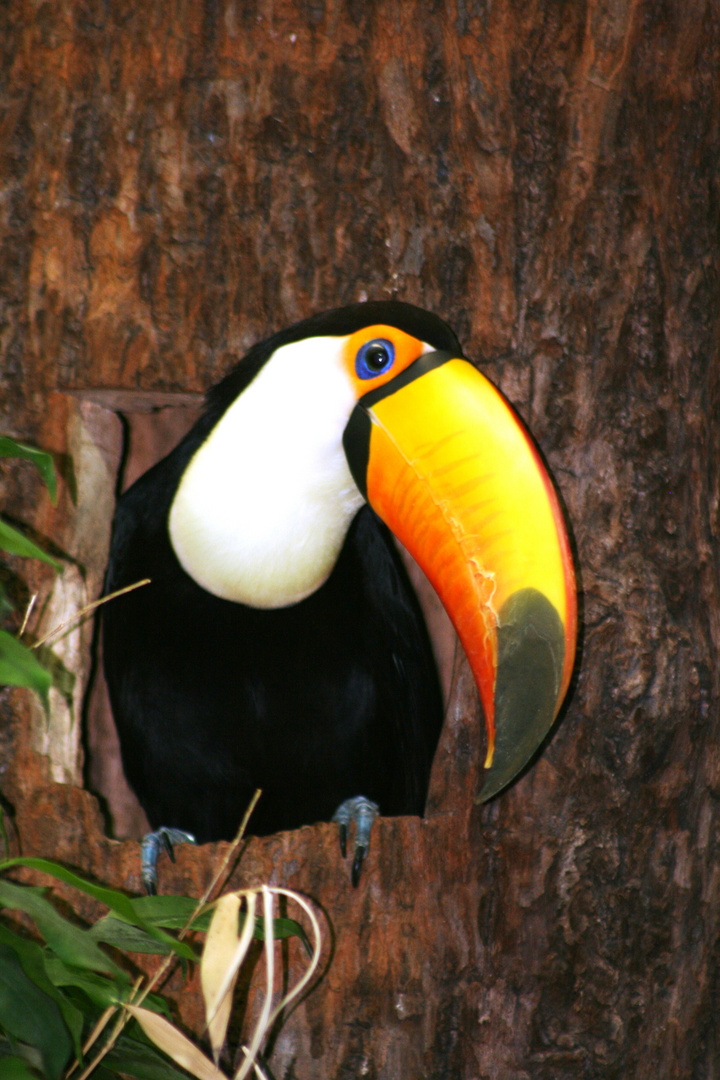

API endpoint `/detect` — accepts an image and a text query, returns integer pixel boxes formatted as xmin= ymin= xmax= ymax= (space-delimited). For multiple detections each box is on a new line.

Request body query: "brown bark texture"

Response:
xmin=1 ymin=1 xmax=719 ymax=1077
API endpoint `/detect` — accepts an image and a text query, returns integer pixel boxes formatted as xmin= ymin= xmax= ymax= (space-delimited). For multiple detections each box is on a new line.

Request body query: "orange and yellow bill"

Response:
xmin=343 ymin=351 xmax=577 ymax=800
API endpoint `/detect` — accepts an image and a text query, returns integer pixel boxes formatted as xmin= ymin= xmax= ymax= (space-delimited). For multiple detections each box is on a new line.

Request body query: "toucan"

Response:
xmin=102 ymin=301 xmax=577 ymax=890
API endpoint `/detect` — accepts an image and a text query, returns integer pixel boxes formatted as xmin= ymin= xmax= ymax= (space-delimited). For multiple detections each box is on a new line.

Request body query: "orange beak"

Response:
xmin=343 ymin=351 xmax=577 ymax=799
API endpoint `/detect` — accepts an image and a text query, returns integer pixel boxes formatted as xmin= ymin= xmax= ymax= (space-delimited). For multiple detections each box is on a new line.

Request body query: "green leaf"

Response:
xmin=41 ymin=955 xmax=130 ymax=1013
xmin=0 ymin=520 xmax=61 ymax=570
xmin=0 ymin=860 xmax=196 ymax=962
xmin=90 ymin=916 xmax=199 ymax=958
xmin=126 ymin=894 xmax=212 ymax=933
xmin=0 ymin=942 xmax=72 ymax=1080
xmin=0 ymin=439 xmax=57 ymax=504
xmin=129 ymin=894 xmax=310 ymax=951
xmin=0 ymin=631 xmax=52 ymax=700
xmin=0 ymin=881 xmax=122 ymax=978
xmin=0 ymin=1054 xmax=44 ymax=1079
xmin=254 ymin=914 xmax=312 ymax=954
xmin=0 ymin=925 xmax=84 ymax=1060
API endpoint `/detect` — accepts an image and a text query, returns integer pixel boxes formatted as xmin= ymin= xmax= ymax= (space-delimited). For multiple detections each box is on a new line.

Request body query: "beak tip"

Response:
xmin=477 ymin=587 xmax=569 ymax=802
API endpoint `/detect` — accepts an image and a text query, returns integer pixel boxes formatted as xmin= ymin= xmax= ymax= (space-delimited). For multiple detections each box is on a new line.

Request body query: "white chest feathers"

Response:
xmin=168 ymin=337 xmax=366 ymax=608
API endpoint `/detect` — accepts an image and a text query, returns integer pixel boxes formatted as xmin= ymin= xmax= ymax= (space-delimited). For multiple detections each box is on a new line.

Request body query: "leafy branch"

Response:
xmin=0 ymin=437 xmax=60 ymax=703
xmin=0 ymin=794 xmax=321 ymax=1080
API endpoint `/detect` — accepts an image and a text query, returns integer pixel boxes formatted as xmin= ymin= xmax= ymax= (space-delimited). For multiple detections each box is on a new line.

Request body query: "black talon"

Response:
xmin=162 ymin=832 xmax=176 ymax=862
xmin=351 ymin=845 xmax=366 ymax=888
xmin=339 ymin=822 xmax=348 ymax=858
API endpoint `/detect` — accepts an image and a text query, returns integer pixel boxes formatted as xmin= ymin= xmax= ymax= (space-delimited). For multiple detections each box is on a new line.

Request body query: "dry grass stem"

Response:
xmin=17 ymin=592 xmax=37 ymax=638
xmin=32 ymin=578 xmax=151 ymax=649
xmin=195 ymin=788 xmax=262 ymax=917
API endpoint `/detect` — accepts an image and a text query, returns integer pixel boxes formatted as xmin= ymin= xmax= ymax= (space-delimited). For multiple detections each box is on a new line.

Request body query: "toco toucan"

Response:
xmin=102 ymin=301 xmax=577 ymax=889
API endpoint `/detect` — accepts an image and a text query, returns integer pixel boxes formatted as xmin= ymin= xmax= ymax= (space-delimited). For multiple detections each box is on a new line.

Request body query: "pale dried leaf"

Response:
xmin=207 ymin=973 xmax=234 ymax=1064
xmin=235 ymin=888 xmax=275 ymax=1080
xmin=201 ymin=893 xmax=241 ymax=1059
xmin=202 ymin=891 xmax=257 ymax=1062
xmin=266 ymin=887 xmax=322 ymax=1030
xmin=125 ymin=1005 xmax=227 ymax=1080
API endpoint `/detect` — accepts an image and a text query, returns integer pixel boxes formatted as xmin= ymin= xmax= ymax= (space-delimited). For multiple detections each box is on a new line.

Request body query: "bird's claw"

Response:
xmin=351 ymin=845 xmax=367 ymax=888
xmin=141 ymin=827 xmax=196 ymax=894
xmin=332 ymin=796 xmax=378 ymax=886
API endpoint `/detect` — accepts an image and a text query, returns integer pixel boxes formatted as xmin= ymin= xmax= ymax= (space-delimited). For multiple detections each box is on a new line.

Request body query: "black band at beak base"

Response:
xmin=343 ymin=405 xmax=372 ymax=500
xmin=342 ymin=350 xmax=458 ymax=502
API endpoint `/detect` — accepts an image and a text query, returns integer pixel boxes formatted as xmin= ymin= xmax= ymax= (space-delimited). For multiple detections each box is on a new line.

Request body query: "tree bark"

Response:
xmin=1 ymin=1 xmax=718 ymax=1076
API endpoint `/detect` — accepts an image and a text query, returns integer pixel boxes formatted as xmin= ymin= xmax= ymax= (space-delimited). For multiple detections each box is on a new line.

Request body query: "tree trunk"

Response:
xmin=1 ymin=1 xmax=718 ymax=1076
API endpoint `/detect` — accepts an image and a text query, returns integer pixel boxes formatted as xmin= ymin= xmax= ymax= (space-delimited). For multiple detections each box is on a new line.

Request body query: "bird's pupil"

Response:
xmin=365 ymin=344 xmax=389 ymax=371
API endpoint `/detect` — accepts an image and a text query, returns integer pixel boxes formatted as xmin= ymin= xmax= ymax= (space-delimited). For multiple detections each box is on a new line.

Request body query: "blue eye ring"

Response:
xmin=355 ymin=338 xmax=396 ymax=380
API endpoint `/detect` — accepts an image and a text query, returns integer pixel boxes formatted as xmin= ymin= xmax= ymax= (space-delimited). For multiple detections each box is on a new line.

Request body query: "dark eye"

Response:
xmin=355 ymin=338 xmax=396 ymax=380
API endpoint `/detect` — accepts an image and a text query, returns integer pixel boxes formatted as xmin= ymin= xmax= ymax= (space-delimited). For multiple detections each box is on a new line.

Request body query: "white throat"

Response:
xmin=168 ymin=337 xmax=365 ymax=608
